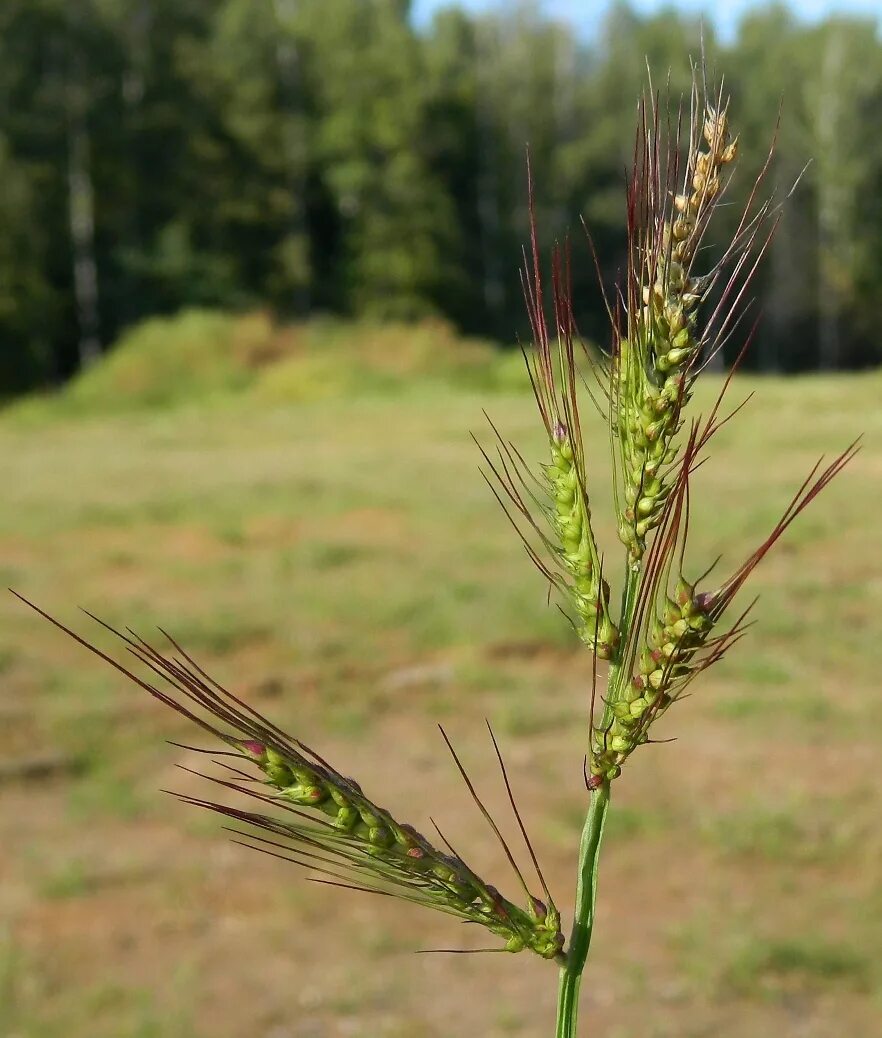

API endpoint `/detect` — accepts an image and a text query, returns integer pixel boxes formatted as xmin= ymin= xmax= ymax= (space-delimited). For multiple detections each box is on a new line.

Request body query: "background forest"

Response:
xmin=2 ymin=0 xmax=882 ymax=397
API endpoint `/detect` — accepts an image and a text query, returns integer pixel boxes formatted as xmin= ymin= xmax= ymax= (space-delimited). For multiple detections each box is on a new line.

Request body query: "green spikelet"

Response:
xmin=15 ymin=597 xmax=565 ymax=963
xmin=617 ymin=104 xmax=739 ymax=564
xmin=477 ymin=181 xmax=619 ymax=660
xmin=589 ymin=576 xmax=714 ymax=778
xmin=218 ymin=736 xmax=564 ymax=960
xmin=546 ymin=423 xmax=618 ymax=658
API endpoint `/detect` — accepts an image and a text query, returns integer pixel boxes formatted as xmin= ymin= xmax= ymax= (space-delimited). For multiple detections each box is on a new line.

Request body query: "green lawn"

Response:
xmin=1 ymin=372 xmax=879 ymax=1037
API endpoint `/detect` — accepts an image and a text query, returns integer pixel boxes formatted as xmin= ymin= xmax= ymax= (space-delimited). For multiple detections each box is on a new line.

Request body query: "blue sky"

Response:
xmin=412 ymin=0 xmax=882 ymax=42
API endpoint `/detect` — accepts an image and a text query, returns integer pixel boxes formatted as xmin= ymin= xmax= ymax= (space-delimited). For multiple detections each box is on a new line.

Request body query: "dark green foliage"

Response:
xmin=1 ymin=1 xmax=881 ymax=394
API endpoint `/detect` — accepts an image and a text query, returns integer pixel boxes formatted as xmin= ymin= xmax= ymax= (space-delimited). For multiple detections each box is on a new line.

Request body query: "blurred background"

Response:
xmin=0 ymin=1 xmax=880 ymax=1036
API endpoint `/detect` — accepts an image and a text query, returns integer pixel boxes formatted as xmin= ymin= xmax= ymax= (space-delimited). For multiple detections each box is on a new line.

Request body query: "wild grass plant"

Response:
xmin=15 ymin=76 xmax=858 ymax=1035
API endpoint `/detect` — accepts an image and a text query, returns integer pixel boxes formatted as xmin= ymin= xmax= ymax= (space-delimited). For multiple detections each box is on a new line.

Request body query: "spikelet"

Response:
xmin=614 ymin=85 xmax=764 ymax=565
xmin=475 ymin=77 xmax=852 ymax=783
xmin=588 ymin=426 xmax=859 ymax=781
xmin=475 ymin=169 xmax=619 ymax=660
xmin=479 ymin=88 xmax=779 ymax=663
xmin=13 ymin=595 xmax=565 ymax=962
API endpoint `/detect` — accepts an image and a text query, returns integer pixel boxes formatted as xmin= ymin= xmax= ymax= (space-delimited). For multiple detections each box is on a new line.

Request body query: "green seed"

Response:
xmin=283 ymin=784 xmax=327 ymax=805
xmin=266 ymin=763 xmax=294 ymax=786
xmin=369 ymin=825 xmax=393 ymax=847
xmin=648 ymin=669 xmax=666 ymax=690
xmin=335 ymin=806 xmax=359 ymax=829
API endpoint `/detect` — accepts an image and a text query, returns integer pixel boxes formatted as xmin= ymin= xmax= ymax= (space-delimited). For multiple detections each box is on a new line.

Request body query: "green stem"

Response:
xmin=554 ymin=567 xmax=640 ymax=1036
xmin=554 ymin=781 xmax=610 ymax=1038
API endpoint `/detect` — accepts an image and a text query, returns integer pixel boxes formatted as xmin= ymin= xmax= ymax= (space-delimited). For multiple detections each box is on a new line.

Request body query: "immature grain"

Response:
xmin=13 ymin=593 xmax=565 ymax=962
xmin=615 ymin=95 xmax=740 ymax=563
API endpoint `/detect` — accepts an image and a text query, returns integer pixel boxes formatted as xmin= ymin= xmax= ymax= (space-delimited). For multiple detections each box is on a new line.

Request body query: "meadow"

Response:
xmin=0 ymin=318 xmax=879 ymax=1037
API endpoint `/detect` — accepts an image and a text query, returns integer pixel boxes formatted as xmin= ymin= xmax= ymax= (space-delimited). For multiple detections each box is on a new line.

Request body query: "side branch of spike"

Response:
xmin=11 ymin=592 xmax=566 ymax=962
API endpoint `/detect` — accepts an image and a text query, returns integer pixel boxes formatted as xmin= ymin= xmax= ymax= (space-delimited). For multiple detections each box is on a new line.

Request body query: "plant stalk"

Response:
xmin=554 ymin=780 xmax=610 ymax=1038
xmin=554 ymin=568 xmax=639 ymax=1035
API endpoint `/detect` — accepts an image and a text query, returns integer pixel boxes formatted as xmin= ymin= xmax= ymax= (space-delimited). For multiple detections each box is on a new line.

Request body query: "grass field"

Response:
xmin=1 ymin=368 xmax=880 ymax=1037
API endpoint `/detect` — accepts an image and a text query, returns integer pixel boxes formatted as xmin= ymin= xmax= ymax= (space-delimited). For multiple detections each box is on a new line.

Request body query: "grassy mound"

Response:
xmin=65 ymin=310 xmax=298 ymax=410
xmin=253 ymin=318 xmax=529 ymax=403
xmin=39 ymin=310 xmax=530 ymax=414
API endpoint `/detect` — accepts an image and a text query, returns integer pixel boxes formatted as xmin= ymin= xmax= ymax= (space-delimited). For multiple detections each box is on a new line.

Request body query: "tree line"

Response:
xmin=1 ymin=0 xmax=880 ymax=395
